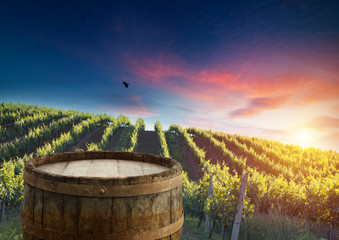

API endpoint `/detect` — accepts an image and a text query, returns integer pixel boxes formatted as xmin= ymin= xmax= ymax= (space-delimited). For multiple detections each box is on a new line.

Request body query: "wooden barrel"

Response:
xmin=22 ymin=151 xmax=183 ymax=240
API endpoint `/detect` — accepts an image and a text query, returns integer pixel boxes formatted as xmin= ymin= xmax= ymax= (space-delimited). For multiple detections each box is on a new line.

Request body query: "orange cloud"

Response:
xmin=126 ymin=54 xmax=339 ymax=117
xmin=100 ymin=105 xmax=159 ymax=118
xmin=126 ymin=57 xmax=239 ymax=106
xmin=127 ymin=55 xmax=186 ymax=83
xmin=179 ymin=116 xmax=223 ymax=130
xmin=199 ymin=70 xmax=241 ymax=89
xmin=303 ymin=80 xmax=339 ymax=103
xmin=305 ymin=116 xmax=339 ymax=130
xmin=100 ymin=95 xmax=159 ymax=118
xmin=122 ymin=106 xmax=159 ymax=117
xmin=229 ymin=97 xmax=289 ymax=118
xmin=319 ymin=132 xmax=339 ymax=151
xmin=200 ymin=71 xmax=337 ymax=101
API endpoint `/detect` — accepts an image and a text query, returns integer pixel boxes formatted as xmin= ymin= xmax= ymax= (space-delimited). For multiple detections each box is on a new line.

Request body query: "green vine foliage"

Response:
xmin=0 ymin=103 xmax=338 ymax=230
xmin=126 ymin=118 xmax=145 ymax=152
xmin=154 ymin=121 xmax=170 ymax=158
xmin=0 ymin=160 xmax=23 ymax=205
xmin=185 ymin=127 xmax=339 ymax=228
xmin=168 ymin=124 xmax=209 ymax=172
xmin=182 ymin=171 xmax=209 ymax=220
xmin=0 ymin=154 xmax=32 ymax=205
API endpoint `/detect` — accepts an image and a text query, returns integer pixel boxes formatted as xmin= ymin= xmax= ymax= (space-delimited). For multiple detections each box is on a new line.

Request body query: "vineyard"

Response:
xmin=0 ymin=103 xmax=338 ymax=240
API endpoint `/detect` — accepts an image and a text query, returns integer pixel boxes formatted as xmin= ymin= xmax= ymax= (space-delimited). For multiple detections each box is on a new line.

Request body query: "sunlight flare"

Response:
xmin=294 ymin=129 xmax=313 ymax=148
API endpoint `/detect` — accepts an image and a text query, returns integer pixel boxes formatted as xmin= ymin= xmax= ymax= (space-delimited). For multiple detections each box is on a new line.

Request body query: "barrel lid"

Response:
xmin=37 ymin=159 xmax=169 ymax=178
xmin=24 ymin=151 xmax=182 ymax=197
xmin=25 ymin=151 xmax=182 ymax=185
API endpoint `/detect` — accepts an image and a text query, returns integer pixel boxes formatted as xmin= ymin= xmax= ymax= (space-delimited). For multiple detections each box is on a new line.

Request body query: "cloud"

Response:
xmin=179 ymin=116 xmax=223 ymax=130
xmin=101 ymin=105 xmax=159 ymax=118
xmin=229 ymin=97 xmax=289 ymax=118
xmin=127 ymin=55 xmax=186 ymax=83
xmin=100 ymin=95 xmax=159 ymax=118
xmin=259 ymin=128 xmax=289 ymax=137
xmin=318 ymin=131 xmax=339 ymax=152
xmin=305 ymin=116 xmax=339 ymax=131
xmin=125 ymin=53 xmax=339 ymax=117
xmin=199 ymin=70 xmax=241 ymax=90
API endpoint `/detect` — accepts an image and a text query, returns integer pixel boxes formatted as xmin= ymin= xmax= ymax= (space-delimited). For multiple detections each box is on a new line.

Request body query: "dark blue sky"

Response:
xmin=1 ymin=0 xmax=339 ymax=150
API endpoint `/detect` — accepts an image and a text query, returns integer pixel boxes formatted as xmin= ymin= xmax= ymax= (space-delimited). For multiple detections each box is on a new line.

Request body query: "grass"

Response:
xmin=183 ymin=213 xmax=323 ymax=240
xmin=0 ymin=216 xmax=22 ymax=240
xmin=0 ymin=212 xmax=324 ymax=240
xmin=0 ymin=127 xmax=19 ymax=143
xmin=183 ymin=216 xmax=226 ymax=240
xmin=243 ymin=213 xmax=323 ymax=240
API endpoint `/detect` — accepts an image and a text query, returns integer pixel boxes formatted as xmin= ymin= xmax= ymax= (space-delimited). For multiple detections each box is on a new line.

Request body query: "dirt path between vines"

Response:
xmin=182 ymin=227 xmax=201 ymax=240
xmin=166 ymin=132 xmax=201 ymax=181
xmin=104 ymin=127 xmax=124 ymax=151
xmin=70 ymin=124 xmax=107 ymax=152
xmin=134 ymin=130 xmax=160 ymax=155
xmin=192 ymin=134 xmax=236 ymax=174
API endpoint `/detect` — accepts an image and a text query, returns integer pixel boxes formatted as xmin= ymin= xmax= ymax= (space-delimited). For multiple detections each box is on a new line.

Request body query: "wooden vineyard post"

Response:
xmin=0 ymin=201 xmax=5 ymax=223
xmin=205 ymin=173 xmax=214 ymax=233
xmin=231 ymin=173 xmax=248 ymax=240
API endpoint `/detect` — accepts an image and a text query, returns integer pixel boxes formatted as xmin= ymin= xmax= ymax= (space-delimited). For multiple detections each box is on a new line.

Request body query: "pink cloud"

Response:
xmin=201 ymin=71 xmax=337 ymax=101
xmin=199 ymin=70 xmax=241 ymax=89
xmin=125 ymin=54 xmax=339 ymax=117
xmin=179 ymin=116 xmax=223 ymax=130
xmin=101 ymin=105 xmax=159 ymax=118
xmin=128 ymin=95 xmax=142 ymax=104
xmin=126 ymin=57 xmax=239 ymax=106
xmin=319 ymin=132 xmax=339 ymax=151
xmin=122 ymin=106 xmax=159 ymax=117
xmin=305 ymin=116 xmax=339 ymax=130
xmin=127 ymin=55 xmax=186 ymax=83
xmin=100 ymin=95 xmax=159 ymax=118
xmin=230 ymin=97 xmax=290 ymax=118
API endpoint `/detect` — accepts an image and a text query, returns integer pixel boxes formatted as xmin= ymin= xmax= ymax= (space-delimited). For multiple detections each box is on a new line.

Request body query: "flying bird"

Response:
xmin=122 ymin=81 xmax=130 ymax=88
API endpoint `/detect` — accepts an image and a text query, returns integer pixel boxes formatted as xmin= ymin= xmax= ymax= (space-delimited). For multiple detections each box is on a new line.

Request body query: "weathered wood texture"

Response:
xmin=22 ymin=151 xmax=183 ymax=240
xmin=38 ymin=159 xmax=169 ymax=178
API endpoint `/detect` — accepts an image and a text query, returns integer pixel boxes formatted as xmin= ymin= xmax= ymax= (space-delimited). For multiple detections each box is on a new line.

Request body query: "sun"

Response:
xmin=298 ymin=131 xmax=309 ymax=143
xmin=296 ymin=130 xmax=311 ymax=148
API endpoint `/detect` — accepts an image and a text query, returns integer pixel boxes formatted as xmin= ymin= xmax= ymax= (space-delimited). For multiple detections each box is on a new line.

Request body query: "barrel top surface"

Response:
xmin=37 ymin=159 xmax=169 ymax=178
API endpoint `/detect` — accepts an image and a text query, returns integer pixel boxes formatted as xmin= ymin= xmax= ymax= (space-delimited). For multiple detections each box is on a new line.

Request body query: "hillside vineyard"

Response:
xmin=0 ymin=103 xmax=338 ymax=236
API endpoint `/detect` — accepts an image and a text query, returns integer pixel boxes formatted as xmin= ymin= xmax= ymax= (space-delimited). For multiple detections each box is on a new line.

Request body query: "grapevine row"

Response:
xmin=36 ymin=115 xmax=109 ymax=156
xmin=184 ymin=128 xmax=339 ymax=229
xmin=0 ymin=103 xmax=56 ymax=125
xmin=0 ymin=114 xmax=86 ymax=162
xmin=0 ymin=115 xmax=110 ymax=208
xmin=234 ymin=134 xmax=339 ymax=179
xmin=168 ymin=124 xmax=207 ymax=171
xmin=126 ymin=118 xmax=145 ymax=152
xmin=86 ymin=115 xmax=132 ymax=151
xmin=207 ymin=130 xmax=295 ymax=181
xmin=154 ymin=121 xmax=170 ymax=158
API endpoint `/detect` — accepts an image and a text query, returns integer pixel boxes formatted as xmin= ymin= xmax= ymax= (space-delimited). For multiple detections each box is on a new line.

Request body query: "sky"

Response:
xmin=0 ymin=0 xmax=338 ymax=151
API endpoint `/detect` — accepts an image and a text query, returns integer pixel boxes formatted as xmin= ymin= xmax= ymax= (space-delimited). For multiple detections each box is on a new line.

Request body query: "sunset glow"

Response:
xmin=1 ymin=1 xmax=338 ymax=151
xmin=296 ymin=130 xmax=311 ymax=148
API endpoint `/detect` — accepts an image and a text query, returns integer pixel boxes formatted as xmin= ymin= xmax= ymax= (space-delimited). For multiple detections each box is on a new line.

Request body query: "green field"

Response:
xmin=1 ymin=103 xmax=338 ymax=239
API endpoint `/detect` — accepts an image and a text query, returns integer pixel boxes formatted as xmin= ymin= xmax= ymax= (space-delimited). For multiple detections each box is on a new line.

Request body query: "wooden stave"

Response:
xmin=22 ymin=184 xmax=183 ymax=240
xmin=22 ymin=151 xmax=183 ymax=240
